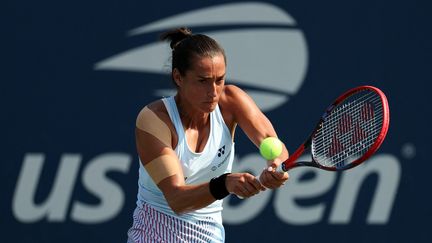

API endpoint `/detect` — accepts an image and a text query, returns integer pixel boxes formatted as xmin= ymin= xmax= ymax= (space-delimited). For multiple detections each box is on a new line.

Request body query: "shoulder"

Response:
xmin=136 ymin=99 xmax=175 ymax=134
xmin=137 ymin=100 xmax=169 ymax=123
xmin=219 ymin=85 xmax=238 ymax=117
xmin=220 ymin=85 xmax=258 ymax=112
xmin=221 ymin=84 xmax=243 ymax=98
xmin=220 ymin=85 xmax=250 ymax=105
xmin=219 ymin=85 xmax=260 ymax=123
xmin=136 ymin=98 xmax=177 ymax=148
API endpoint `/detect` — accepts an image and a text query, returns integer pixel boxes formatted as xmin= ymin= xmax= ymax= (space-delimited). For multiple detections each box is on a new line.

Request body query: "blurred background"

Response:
xmin=3 ymin=0 xmax=430 ymax=242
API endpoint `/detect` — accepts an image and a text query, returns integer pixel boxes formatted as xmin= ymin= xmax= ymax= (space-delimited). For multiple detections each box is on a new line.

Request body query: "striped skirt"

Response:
xmin=127 ymin=202 xmax=225 ymax=243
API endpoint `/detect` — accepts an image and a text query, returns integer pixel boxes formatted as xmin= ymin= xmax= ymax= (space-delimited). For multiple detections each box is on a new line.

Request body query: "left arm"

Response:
xmin=220 ymin=85 xmax=289 ymax=189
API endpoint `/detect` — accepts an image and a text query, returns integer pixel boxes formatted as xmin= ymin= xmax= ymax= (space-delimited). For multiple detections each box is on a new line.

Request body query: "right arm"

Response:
xmin=135 ymin=106 xmax=216 ymax=214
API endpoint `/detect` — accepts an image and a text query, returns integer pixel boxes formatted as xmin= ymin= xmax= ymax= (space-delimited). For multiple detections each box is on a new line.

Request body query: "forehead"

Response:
xmin=189 ymin=54 xmax=226 ymax=76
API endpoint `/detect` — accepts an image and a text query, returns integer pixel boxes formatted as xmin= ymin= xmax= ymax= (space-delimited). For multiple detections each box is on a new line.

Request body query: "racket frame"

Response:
xmin=279 ymin=85 xmax=390 ymax=172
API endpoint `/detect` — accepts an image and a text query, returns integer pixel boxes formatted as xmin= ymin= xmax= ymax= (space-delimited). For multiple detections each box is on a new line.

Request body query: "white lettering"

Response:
xmin=12 ymin=154 xmax=81 ymax=222
xmin=329 ymin=154 xmax=401 ymax=224
xmin=274 ymin=157 xmax=336 ymax=225
xmin=222 ymin=154 xmax=272 ymax=224
xmin=71 ymin=153 xmax=132 ymax=223
xmin=13 ymin=152 xmax=400 ymax=225
xmin=222 ymin=153 xmax=401 ymax=225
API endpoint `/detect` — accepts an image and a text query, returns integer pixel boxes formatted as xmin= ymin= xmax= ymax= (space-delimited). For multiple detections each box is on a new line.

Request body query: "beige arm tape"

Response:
xmin=144 ymin=154 xmax=182 ymax=184
xmin=136 ymin=106 xmax=171 ymax=146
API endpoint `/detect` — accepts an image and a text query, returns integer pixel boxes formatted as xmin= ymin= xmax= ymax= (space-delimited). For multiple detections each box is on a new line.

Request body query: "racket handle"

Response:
xmin=279 ymin=143 xmax=308 ymax=171
xmin=236 ymin=175 xmax=260 ymax=200
xmin=236 ymin=166 xmax=281 ymax=199
xmin=275 ymin=164 xmax=285 ymax=173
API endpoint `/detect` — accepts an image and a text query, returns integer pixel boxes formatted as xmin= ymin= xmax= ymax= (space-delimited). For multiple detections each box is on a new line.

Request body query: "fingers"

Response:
xmin=225 ymin=173 xmax=265 ymax=198
xmin=241 ymin=175 xmax=265 ymax=198
xmin=259 ymin=166 xmax=289 ymax=189
xmin=250 ymin=175 xmax=267 ymax=191
xmin=225 ymin=169 xmax=289 ymax=199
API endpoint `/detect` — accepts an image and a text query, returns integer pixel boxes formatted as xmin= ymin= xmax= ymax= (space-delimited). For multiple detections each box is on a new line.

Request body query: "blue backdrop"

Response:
xmin=3 ymin=0 xmax=430 ymax=242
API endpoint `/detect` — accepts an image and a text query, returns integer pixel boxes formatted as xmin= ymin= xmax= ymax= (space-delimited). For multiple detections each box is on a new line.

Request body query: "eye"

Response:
xmin=216 ymin=78 xmax=225 ymax=84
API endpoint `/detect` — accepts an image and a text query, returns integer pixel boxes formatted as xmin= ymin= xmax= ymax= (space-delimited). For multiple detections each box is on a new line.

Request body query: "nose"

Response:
xmin=207 ymin=82 xmax=217 ymax=98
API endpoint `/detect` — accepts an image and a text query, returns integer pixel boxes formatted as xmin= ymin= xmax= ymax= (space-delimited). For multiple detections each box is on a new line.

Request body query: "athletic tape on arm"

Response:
xmin=136 ymin=106 xmax=171 ymax=146
xmin=144 ymin=154 xmax=182 ymax=184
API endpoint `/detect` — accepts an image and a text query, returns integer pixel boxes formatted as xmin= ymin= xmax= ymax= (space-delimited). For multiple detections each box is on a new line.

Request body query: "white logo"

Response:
xmin=223 ymin=153 xmax=401 ymax=225
xmin=94 ymin=2 xmax=308 ymax=111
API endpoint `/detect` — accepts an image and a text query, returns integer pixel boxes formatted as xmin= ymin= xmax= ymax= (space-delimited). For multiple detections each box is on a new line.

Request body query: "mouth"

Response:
xmin=204 ymin=100 xmax=217 ymax=104
xmin=202 ymin=101 xmax=217 ymax=109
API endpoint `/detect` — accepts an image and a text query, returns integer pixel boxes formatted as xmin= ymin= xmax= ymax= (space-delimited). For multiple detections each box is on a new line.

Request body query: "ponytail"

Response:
xmin=160 ymin=27 xmax=192 ymax=50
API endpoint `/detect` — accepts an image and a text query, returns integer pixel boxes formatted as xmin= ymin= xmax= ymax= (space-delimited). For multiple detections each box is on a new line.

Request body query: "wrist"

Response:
xmin=209 ymin=173 xmax=231 ymax=200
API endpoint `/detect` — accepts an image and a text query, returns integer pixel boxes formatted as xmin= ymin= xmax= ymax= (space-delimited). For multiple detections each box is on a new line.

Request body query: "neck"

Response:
xmin=175 ymin=94 xmax=210 ymax=129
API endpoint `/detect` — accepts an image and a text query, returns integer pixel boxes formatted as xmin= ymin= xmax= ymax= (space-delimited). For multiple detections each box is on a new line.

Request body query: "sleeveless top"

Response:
xmin=135 ymin=96 xmax=235 ymax=224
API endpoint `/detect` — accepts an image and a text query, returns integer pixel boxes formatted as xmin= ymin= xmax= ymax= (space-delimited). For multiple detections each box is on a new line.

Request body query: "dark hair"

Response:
xmin=160 ymin=27 xmax=226 ymax=86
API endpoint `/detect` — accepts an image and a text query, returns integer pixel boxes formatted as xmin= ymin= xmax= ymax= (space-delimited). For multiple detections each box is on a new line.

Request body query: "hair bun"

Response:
xmin=160 ymin=27 xmax=192 ymax=49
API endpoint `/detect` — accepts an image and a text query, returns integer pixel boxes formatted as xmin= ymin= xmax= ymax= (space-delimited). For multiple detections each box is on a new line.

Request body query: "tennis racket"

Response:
xmin=276 ymin=85 xmax=390 ymax=173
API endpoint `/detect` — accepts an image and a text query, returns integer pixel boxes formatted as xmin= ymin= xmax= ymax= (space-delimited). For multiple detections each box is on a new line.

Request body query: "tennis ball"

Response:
xmin=259 ymin=137 xmax=283 ymax=160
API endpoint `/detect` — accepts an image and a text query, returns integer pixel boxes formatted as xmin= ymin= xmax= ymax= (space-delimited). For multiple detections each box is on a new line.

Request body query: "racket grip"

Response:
xmin=275 ymin=164 xmax=285 ymax=173
xmin=236 ymin=167 xmax=278 ymax=199
xmin=236 ymin=175 xmax=261 ymax=200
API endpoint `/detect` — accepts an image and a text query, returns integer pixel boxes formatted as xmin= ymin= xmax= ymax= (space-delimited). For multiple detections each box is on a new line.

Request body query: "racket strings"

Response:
xmin=312 ymin=91 xmax=384 ymax=168
xmin=314 ymin=93 xmax=380 ymax=144
xmin=317 ymin=110 xmax=381 ymax=166
xmin=317 ymin=111 xmax=383 ymax=151
xmin=318 ymin=96 xmax=382 ymax=167
xmin=319 ymin=91 xmax=380 ymax=130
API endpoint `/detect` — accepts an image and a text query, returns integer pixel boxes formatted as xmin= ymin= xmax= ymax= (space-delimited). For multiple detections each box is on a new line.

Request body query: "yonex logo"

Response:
xmin=211 ymin=147 xmax=230 ymax=172
xmin=212 ymin=145 xmax=227 ymax=171
xmin=327 ymin=101 xmax=376 ymax=158
xmin=94 ymin=2 xmax=309 ymax=112
xmin=217 ymin=145 xmax=225 ymax=157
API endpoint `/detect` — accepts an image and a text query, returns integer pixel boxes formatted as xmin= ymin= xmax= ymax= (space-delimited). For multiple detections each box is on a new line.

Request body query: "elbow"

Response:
xmin=170 ymin=204 xmax=187 ymax=215
xmin=164 ymin=190 xmax=191 ymax=215
xmin=166 ymin=197 xmax=190 ymax=215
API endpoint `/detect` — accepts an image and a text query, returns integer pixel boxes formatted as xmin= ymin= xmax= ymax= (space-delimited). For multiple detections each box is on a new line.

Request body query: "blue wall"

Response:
xmin=3 ymin=0 xmax=430 ymax=242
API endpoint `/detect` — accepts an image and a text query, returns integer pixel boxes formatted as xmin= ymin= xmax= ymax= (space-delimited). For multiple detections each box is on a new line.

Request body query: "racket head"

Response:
xmin=310 ymin=85 xmax=390 ymax=171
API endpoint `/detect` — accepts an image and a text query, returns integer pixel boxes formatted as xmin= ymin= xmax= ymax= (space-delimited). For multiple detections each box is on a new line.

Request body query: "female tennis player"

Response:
xmin=127 ymin=27 xmax=289 ymax=243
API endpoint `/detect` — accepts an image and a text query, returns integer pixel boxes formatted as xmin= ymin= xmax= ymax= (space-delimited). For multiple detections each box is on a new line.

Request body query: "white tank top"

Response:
xmin=136 ymin=96 xmax=235 ymax=223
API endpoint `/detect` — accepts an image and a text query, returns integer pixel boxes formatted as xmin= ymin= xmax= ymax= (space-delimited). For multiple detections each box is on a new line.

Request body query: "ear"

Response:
xmin=172 ymin=68 xmax=182 ymax=87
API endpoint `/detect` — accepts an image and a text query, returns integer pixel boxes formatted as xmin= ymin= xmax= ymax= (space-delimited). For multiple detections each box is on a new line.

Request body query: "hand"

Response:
xmin=225 ymin=173 xmax=266 ymax=198
xmin=259 ymin=165 xmax=289 ymax=189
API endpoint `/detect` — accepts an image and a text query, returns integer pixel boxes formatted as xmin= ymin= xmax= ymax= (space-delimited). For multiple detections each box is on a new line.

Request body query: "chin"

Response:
xmin=202 ymin=102 xmax=217 ymax=113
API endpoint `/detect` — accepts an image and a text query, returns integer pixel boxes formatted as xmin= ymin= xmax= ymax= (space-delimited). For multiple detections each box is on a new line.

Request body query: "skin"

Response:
xmin=136 ymin=53 xmax=289 ymax=214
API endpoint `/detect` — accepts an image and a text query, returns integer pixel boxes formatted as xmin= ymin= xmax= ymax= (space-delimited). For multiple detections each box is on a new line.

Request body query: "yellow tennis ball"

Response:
xmin=259 ymin=137 xmax=283 ymax=160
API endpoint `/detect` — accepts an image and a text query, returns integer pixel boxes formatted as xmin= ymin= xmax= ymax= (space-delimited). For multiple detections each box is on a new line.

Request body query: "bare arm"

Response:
xmin=220 ymin=85 xmax=289 ymax=188
xmin=135 ymin=106 xmax=216 ymax=214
